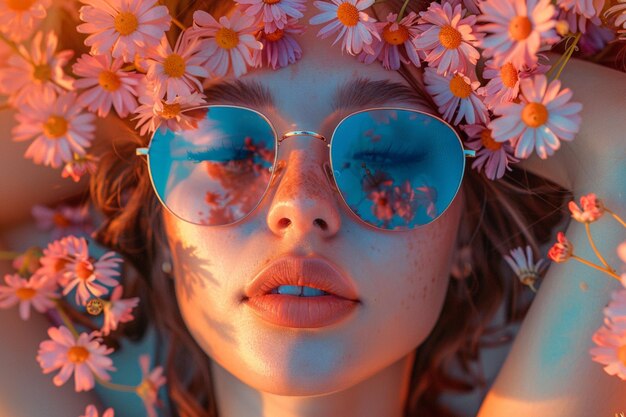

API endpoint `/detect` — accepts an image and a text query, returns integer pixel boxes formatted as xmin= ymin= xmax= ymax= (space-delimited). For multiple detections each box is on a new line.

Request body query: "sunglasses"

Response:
xmin=136 ymin=105 xmax=475 ymax=231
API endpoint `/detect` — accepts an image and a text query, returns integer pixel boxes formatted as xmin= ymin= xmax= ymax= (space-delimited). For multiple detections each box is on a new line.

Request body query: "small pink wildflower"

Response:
xmin=137 ymin=355 xmax=167 ymax=417
xmin=133 ymin=91 xmax=207 ymax=136
xmin=36 ymin=326 xmax=115 ymax=392
xmin=73 ymin=53 xmax=141 ymax=118
xmin=254 ymin=19 xmax=305 ymax=69
xmin=590 ymin=321 xmax=626 ymax=380
xmin=461 ymin=123 xmax=518 ymax=180
xmin=568 ymin=193 xmax=605 ymax=223
xmin=237 ymin=0 xmax=307 ymax=32
xmin=358 ymin=11 xmax=421 ymax=70
xmin=32 ymin=203 xmax=92 ymax=239
xmin=192 ymin=9 xmax=263 ymax=78
xmin=146 ymin=31 xmax=209 ymax=100
xmin=0 ymin=31 xmax=74 ymax=106
xmin=490 ymin=74 xmax=582 ymax=159
xmin=0 ymin=0 xmax=50 ymax=42
xmin=424 ymin=67 xmax=488 ymax=125
xmin=478 ymin=0 xmax=559 ymax=68
xmin=81 ymin=405 xmax=115 ymax=417
xmin=547 ymin=231 xmax=574 ymax=263
xmin=0 ymin=274 xmax=57 ymax=320
xmin=101 ymin=285 xmax=139 ymax=335
xmin=504 ymin=245 xmax=547 ymax=291
xmin=61 ymin=237 xmax=122 ymax=305
xmin=77 ymin=0 xmax=172 ymax=62
xmin=309 ymin=0 xmax=381 ymax=55
xmin=61 ymin=154 xmax=100 ymax=182
xmin=414 ymin=2 xmax=482 ymax=76
xmin=12 ymin=90 xmax=96 ymax=168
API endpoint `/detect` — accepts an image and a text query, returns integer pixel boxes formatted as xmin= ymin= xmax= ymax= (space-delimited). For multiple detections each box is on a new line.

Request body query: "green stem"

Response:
xmin=54 ymin=303 xmax=80 ymax=338
xmin=96 ymin=377 xmax=139 ymax=393
xmin=605 ymin=208 xmax=626 ymax=228
xmin=0 ymin=33 xmax=34 ymax=65
xmin=571 ymin=255 xmax=621 ymax=282
xmin=171 ymin=17 xmax=186 ymax=31
xmin=585 ymin=222 xmax=613 ymax=272
xmin=551 ymin=32 xmax=582 ymax=81
xmin=396 ymin=0 xmax=411 ymax=22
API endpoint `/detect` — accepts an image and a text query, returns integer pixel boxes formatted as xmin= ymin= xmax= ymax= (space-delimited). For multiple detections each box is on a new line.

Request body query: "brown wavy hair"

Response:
xmin=89 ymin=1 xmax=573 ymax=416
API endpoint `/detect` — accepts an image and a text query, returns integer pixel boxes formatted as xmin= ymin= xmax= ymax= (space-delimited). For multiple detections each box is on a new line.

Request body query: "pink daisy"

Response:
xmin=479 ymin=60 xmax=521 ymax=110
xmin=504 ymin=245 xmax=546 ymax=291
xmin=309 ymin=0 xmax=381 ymax=55
xmin=101 ymin=285 xmax=139 ymax=335
xmin=12 ymin=90 xmax=96 ymax=168
xmin=192 ymin=9 xmax=263 ymax=78
xmin=490 ymin=74 xmax=582 ymax=159
xmin=136 ymin=355 xmax=167 ymax=417
xmin=32 ymin=203 xmax=93 ymax=239
xmin=461 ymin=123 xmax=518 ymax=180
xmin=590 ymin=321 xmax=626 ymax=380
xmin=73 ymin=53 xmax=141 ymax=118
xmin=36 ymin=326 xmax=115 ymax=392
xmin=478 ymin=0 xmax=559 ymax=68
xmin=557 ymin=0 xmax=604 ymax=20
xmin=253 ymin=18 xmax=305 ymax=69
xmin=604 ymin=288 xmax=626 ymax=323
xmin=61 ymin=153 xmax=100 ymax=183
xmin=0 ymin=31 xmax=74 ymax=106
xmin=0 ymin=273 xmax=58 ymax=320
xmin=568 ymin=193 xmax=605 ymax=223
xmin=606 ymin=0 xmax=626 ymax=31
xmin=133 ymin=90 xmax=207 ymax=136
xmin=81 ymin=405 xmax=115 ymax=417
xmin=77 ymin=0 xmax=172 ymax=62
xmin=37 ymin=237 xmax=75 ymax=285
xmin=146 ymin=31 xmax=208 ymax=101
xmin=413 ymin=2 xmax=482 ymax=76
xmin=61 ymin=237 xmax=122 ymax=305
xmin=0 ymin=0 xmax=50 ymax=42
xmin=237 ymin=0 xmax=307 ymax=32
xmin=424 ymin=67 xmax=488 ymax=125
xmin=358 ymin=11 xmax=421 ymax=70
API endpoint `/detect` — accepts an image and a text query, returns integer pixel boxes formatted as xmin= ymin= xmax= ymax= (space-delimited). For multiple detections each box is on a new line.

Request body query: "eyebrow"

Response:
xmin=202 ymin=77 xmax=433 ymax=113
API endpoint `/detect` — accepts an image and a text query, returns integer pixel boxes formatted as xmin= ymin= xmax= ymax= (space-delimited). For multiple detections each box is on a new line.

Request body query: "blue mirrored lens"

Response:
xmin=330 ymin=109 xmax=464 ymax=230
xmin=148 ymin=106 xmax=276 ymax=225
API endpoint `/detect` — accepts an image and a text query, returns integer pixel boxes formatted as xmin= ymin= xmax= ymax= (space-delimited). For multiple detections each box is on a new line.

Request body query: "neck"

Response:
xmin=210 ymin=351 xmax=416 ymax=417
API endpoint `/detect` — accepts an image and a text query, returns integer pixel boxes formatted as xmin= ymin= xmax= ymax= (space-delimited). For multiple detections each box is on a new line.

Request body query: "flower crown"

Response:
xmin=0 ymin=1 xmax=626 ymax=417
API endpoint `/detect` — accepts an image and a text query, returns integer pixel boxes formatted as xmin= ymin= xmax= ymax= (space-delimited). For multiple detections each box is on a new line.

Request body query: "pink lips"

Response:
xmin=243 ymin=256 xmax=360 ymax=328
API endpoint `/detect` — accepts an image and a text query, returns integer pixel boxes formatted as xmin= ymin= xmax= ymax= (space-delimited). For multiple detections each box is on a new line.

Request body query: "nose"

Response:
xmin=266 ymin=143 xmax=342 ymax=238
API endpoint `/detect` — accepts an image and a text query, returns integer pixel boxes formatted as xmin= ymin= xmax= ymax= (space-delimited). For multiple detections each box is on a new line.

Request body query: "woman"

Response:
xmin=0 ymin=0 xmax=625 ymax=416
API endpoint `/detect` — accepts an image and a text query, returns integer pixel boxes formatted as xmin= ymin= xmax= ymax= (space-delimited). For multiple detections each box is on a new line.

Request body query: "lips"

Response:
xmin=243 ymin=256 xmax=360 ymax=328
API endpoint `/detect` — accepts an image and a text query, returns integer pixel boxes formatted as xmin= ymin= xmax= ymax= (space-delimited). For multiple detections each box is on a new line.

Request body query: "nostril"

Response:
xmin=313 ymin=218 xmax=328 ymax=231
xmin=278 ymin=218 xmax=291 ymax=229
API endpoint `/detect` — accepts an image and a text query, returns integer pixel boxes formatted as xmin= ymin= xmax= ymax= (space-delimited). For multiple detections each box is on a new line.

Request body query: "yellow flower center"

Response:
xmin=67 ymin=346 xmax=90 ymax=364
xmin=52 ymin=213 xmax=71 ymax=228
xmin=33 ymin=64 xmax=51 ymax=82
xmin=500 ymin=62 xmax=518 ymax=88
xmin=16 ymin=287 xmax=36 ymax=300
xmin=265 ymin=28 xmax=285 ymax=42
xmin=98 ymin=70 xmax=121 ymax=92
xmin=216 ymin=27 xmax=239 ymax=49
xmin=136 ymin=378 xmax=156 ymax=399
xmin=521 ymin=102 xmax=548 ymax=128
xmin=160 ymin=102 xmax=181 ymax=119
xmin=439 ymin=25 xmax=462 ymax=49
xmin=76 ymin=260 xmax=93 ymax=280
xmin=382 ymin=24 xmax=409 ymax=45
xmin=480 ymin=128 xmax=502 ymax=151
xmin=114 ymin=11 xmax=139 ymax=36
xmin=7 ymin=0 xmax=36 ymax=11
xmin=337 ymin=2 xmax=359 ymax=27
xmin=43 ymin=115 xmax=68 ymax=139
xmin=618 ymin=344 xmax=626 ymax=366
xmin=163 ymin=54 xmax=186 ymax=78
xmin=508 ymin=16 xmax=532 ymax=41
xmin=263 ymin=0 xmax=281 ymax=4
xmin=449 ymin=74 xmax=472 ymax=99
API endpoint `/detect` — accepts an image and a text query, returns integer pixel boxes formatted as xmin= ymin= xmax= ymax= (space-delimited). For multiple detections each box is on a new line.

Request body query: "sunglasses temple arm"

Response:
xmin=464 ymin=149 xmax=476 ymax=158
xmin=136 ymin=147 xmax=148 ymax=156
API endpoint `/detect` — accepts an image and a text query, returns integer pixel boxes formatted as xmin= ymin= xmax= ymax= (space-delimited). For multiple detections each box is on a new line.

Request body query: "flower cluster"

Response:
xmin=0 ymin=0 xmax=623 ymax=182
xmin=0 ymin=218 xmax=166 ymax=417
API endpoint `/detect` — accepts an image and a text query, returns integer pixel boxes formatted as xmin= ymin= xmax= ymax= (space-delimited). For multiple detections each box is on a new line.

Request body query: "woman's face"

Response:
xmin=163 ymin=7 xmax=464 ymax=396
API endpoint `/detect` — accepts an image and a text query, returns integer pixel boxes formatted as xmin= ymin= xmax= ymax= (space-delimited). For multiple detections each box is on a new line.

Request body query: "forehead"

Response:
xmin=202 ymin=21 xmax=432 ymax=133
